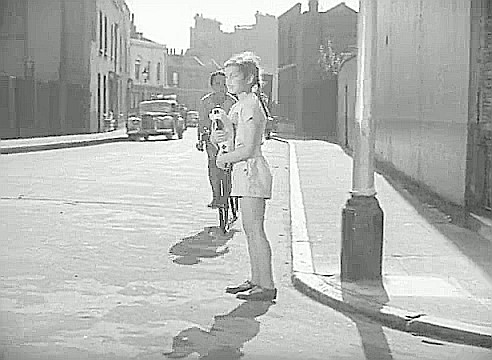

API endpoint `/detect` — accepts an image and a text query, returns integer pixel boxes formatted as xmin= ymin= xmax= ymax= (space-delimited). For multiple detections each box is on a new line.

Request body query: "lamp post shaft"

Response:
xmin=340 ymin=0 xmax=384 ymax=282
xmin=353 ymin=0 xmax=377 ymax=196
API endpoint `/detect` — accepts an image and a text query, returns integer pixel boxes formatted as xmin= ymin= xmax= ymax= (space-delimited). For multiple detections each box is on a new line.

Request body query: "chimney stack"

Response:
xmin=308 ymin=0 xmax=319 ymax=13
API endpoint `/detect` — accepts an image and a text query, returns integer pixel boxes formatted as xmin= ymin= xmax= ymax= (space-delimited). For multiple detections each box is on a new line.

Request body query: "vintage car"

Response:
xmin=127 ymin=99 xmax=186 ymax=140
xmin=186 ymin=110 xmax=200 ymax=127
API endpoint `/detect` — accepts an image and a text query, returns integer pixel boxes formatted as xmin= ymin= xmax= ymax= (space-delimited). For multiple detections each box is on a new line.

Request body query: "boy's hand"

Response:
xmin=216 ymin=154 xmax=228 ymax=170
xmin=210 ymin=130 xmax=227 ymax=144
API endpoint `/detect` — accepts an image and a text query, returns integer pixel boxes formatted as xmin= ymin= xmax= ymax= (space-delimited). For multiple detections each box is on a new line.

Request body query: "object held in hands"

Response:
xmin=210 ymin=107 xmax=233 ymax=170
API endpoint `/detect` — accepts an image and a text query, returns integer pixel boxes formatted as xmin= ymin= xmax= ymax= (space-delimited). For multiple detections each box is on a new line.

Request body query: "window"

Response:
xmin=99 ymin=11 xmax=103 ymax=54
xmin=104 ymin=16 xmax=108 ymax=56
xmin=103 ymin=75 xmax=107 ymax=114
xmin=91 ymin=15 xmax=96 ymax=41
xmin=119 ymin=35 xmax=123 ymax=72
xmin=156 ymin=62 xmax=161 ymax=82
xmin=114 ymin=24 xmax=118 ymax=69
xmin=135 ymin=59 xmax=141 ymax=80
xmin=124 ymin=38 xmax=128 ymax=73
xmin=147 ymin=61 xmax=151 ymax=81
xmin=172 ymin=72 xmax=179 ymax=87
xmin=110 ymin=24 xmax=113 ymax=59
xmin=97 ymin=73 xmax=101 ymax=122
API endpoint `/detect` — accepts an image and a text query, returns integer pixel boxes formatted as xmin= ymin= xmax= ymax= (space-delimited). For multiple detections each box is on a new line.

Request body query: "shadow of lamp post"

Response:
xmin=340 ymin=0 xmax=384 ymax=282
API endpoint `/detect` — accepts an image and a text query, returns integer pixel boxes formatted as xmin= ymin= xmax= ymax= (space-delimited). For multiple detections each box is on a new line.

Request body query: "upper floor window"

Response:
xmin=135 ymin=59 xmax=141 ymax=80
xmin=156 ymin=62 xmax=161 ymax=82
xmin=98 ymin=11 xmax=103 ymax=53
xmin=114 ymin=24 xmax=118 ymax=67
xmin=104 ymin=16 xmax=108 ymax=56
xmin=172 ymin=72 xmax=179 ymax=87
xmin=119 ymin=36 xmax=123 ymax=72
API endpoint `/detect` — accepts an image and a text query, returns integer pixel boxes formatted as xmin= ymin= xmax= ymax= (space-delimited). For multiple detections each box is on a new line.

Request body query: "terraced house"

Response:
xmin=0 ymin=0 xmax=131 ymax=138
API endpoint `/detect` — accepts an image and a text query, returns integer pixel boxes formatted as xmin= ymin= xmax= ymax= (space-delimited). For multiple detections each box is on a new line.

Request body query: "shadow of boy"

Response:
xmin=169 ymin=226 xmax=237 ymax=265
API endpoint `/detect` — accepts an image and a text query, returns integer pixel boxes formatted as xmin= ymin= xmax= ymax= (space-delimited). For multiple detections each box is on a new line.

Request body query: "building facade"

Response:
xmin=128 ymin=26 xmax=167 ymax=112
xmin=0 ymin=0 xmax=132 ymax=137
xmin=339 ymin=0 xmax=491 ymax=214
xmin=90 ymin=0 xmax=132 ymax=132
xmin=188 ymin=12 xmax=278 ymax=101
xmin=164 ymin=51 xmax=219 ymax=111
xmin=278 ymin=1 xmax=357 ymax=138
xmin=0 ymin=0 xmax=93 ymax=137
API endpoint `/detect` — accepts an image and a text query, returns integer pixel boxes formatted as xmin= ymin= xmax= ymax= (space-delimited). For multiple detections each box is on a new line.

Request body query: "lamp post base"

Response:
xmin=341 ymin=195 xmax=384 ymax=282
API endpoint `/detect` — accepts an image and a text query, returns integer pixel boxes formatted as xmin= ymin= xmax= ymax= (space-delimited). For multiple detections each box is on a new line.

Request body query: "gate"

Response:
xmin=302 ymin=78 xmax=337 ymax=139
xmin=467 ymin=0 xmax=492 ymax=212
xmin=470 ymin=122 xmax=492 ymax=211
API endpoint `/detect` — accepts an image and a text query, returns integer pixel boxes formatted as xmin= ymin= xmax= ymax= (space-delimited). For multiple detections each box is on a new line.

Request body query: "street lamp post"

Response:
xmin=340 ymin=0 xmax=384 ymax=282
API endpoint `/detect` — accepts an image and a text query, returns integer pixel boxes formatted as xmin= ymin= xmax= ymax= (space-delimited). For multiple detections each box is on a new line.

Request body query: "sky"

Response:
xmin=125 ymin=0 xmax=359 ymax=52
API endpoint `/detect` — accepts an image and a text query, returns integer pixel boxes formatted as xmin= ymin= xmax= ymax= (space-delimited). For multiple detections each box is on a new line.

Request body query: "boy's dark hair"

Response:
xmin=210 ymin=70 xmax=226 ymax=87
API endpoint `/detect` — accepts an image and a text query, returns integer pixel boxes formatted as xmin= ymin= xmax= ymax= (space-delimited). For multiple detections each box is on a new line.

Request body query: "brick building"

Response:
xmin=188 ymin=12 xmax=278 ymax=101
xmin=0 ymin=0 xmax=132 ymax=137
xmin=128 ymin=21 xmax=167 ymax=112
xmin=277 ymin=1 xmax=357 ymax=138
xmin=164 ymin=50 xmax=219 ymax=111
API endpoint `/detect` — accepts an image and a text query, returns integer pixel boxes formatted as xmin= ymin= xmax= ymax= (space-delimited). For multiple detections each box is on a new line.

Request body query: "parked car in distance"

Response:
xmin=186 ymin=110 xmax=200 ymax=127
xmin=127 ymin=99 xmax=186 ymax=140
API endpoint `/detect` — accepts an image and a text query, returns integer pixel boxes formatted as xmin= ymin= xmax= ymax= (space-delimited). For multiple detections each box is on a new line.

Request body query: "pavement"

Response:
xmin=2 ymin=130 xmax=491 ymax=350
xmin=0 ymin=128 xmax=128 ymax=154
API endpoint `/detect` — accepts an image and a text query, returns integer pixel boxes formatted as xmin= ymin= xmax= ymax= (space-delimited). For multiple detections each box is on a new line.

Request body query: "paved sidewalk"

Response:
xmin=1 ymin=128 xmax=128 ymax=154
xmin=283 ymin=138 xmax=492 ymax=349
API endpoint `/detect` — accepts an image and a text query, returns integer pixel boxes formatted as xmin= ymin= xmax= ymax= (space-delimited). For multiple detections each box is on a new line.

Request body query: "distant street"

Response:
xmin=0 ymin=129 xmax=489 ymax=360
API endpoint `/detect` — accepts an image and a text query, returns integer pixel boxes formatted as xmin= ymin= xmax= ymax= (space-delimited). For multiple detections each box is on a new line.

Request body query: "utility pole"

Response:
xmin=340 ymin=0 xmax=384 ymax=282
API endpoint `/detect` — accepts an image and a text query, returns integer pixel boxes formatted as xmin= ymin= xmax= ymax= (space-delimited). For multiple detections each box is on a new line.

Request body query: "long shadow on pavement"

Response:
xmin=341 ymin=280 xmax=394 ymax=360
xmin=169 ymin=226 xmax=238 ymax=265
xmin=373 ymin=157 xmax=492 ymax=281
xmin=163 ymin=300 xmax=274 ymax=359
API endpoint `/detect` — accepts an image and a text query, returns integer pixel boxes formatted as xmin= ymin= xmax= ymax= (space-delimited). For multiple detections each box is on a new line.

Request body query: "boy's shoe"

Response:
xmin=236 ymin=286 xmax=277 ymax=301
xmin=225 ymin=280 xmax=255 ymax=294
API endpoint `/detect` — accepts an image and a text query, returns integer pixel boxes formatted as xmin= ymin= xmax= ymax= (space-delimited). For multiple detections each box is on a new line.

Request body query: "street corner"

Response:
xmin=291 ymin=271 xmax=492 ymax=349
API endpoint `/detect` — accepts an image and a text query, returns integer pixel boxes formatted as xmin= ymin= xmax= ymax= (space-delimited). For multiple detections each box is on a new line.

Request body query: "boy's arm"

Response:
xmin=198 ymin=97 xmax=209 ymax=141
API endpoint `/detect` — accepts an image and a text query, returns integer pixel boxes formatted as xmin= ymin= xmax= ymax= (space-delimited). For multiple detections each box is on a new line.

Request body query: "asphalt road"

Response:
xmin=1 ymin=129 xmax=490 ymax=360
